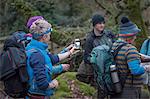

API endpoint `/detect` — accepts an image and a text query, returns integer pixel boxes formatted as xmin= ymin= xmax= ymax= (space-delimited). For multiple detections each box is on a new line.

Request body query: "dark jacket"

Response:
xmin=83 ymin=29 xmax=115 ymax=64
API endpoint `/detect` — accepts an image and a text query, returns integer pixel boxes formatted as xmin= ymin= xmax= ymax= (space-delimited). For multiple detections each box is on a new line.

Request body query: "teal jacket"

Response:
xmin=140 ymin=39 xmax=150 ymax=56
xmin=26 ymin=39 xmax=63 ymax=96
xmin=140 ymin=39 xmax=150 ymax=85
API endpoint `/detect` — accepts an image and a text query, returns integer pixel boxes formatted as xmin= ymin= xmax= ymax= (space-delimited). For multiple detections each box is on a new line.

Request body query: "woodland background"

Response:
xmin=0 ymin=0 xmax=150 ymax=98
xmin=0 ymin=0 xmax=150 ymax=50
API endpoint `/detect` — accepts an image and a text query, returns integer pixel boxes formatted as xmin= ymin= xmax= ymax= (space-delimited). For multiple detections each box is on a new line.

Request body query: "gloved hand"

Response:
xmin=49 ymin=79 xmax=59 ymax=88
xmin=62 ymin=64 xmax=70 ymax=71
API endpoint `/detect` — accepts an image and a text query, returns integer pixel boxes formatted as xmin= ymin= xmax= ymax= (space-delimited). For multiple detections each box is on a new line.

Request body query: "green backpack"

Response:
xmin=90 ymin=44 xmax=127 ymax=96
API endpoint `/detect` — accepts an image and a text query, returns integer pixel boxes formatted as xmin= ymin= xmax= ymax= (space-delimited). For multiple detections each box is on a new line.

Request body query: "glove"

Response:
xmin=49 ymin=79 xmax=59 ymax=88
xmin=62 ymin=64 xmax=70 ymax=71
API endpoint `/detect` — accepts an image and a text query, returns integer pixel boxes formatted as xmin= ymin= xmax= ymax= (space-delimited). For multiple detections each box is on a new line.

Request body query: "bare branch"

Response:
xmin=94 ymin=0 xmax=112 ymax=15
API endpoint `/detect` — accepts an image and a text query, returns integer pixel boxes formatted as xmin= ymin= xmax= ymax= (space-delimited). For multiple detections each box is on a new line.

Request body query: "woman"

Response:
xmin=26 ymin=16 xmax=75 ymax=99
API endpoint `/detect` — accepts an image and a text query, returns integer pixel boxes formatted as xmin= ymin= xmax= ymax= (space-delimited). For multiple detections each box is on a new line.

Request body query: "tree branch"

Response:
xmin=94 ymin=0 xmax=112 ymax=15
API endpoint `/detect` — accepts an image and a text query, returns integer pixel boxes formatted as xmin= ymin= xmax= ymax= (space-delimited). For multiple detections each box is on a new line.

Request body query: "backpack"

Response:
xmin=90 ymin=43 xmax=127 ymax=96
xmin=76 ymin=61 xmax=96 ymax=86
xmin=0 ymin=31 xmax=31 ymax=98
xmin=76 ymin=30 xmax=115 ymax=87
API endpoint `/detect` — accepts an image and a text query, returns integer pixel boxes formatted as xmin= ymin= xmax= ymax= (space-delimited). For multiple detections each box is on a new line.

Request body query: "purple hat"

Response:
xmin=27 ymin=16 xmax=44 ymax=29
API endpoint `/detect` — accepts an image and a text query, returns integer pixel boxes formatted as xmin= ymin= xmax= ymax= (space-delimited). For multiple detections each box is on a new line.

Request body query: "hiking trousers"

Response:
xmin=110 ymin=87 xmax=141 ymax=99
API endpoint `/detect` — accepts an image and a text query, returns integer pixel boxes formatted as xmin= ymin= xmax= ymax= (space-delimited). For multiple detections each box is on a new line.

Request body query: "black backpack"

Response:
xmin=0 ymin=31 xmax=30 ymax=98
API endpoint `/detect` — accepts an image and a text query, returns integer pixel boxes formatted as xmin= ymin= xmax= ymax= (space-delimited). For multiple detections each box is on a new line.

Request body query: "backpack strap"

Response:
xmin=112 ymin=43 xmax=128 ymax=88
xmin=113 ymin=43 xmax=127 ymax=58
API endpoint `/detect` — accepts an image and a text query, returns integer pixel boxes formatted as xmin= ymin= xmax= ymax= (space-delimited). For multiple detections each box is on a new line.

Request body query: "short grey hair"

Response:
xmin=29 ymin=19 xmax=51 ymax=34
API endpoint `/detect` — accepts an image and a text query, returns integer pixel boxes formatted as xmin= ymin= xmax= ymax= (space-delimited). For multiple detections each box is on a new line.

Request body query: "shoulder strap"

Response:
xmin=113 ymin=43 xmax=130 ymax=88
xmin=113 ymin=43 xmax=127 ymax=58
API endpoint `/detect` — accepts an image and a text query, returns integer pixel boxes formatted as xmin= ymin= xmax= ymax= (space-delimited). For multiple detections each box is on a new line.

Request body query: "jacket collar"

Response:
xmin=93 ymin=29 xmax=104 ymax=37
xmin=28 ymin=39 xmax=48 ymax=50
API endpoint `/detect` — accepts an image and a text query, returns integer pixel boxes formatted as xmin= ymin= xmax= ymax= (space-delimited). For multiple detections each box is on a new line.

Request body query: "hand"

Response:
xmin=62 ymin=64 xmax=70 ymax=71
xmin=69 ymin=46 xmax=76 ymax=55
xmin=49 ymin=79 xmax=59 ymax=88
xmin=140 ymin=53 xmax=150 ymax=62
xmin=66 ymin=44 xmax=74 ymax=50
xmin=144 ymin=65 xmax=150 ymax=72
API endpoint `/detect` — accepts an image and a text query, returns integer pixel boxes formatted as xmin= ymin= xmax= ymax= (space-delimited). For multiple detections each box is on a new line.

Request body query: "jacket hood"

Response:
xmin=3 ymin=31 xmax=26 ymax=50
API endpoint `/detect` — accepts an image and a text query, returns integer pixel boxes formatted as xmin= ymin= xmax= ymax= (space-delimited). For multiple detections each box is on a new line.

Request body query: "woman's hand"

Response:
xmin=49 ymin=79 xmax=59 ymax=88
xmin=62 ymin=64 xmax=70 ymax=71
xmin=69 ymin=46 xmax=76 ymax=55
xmin=66 ymin=44 xmax=74 ymax=50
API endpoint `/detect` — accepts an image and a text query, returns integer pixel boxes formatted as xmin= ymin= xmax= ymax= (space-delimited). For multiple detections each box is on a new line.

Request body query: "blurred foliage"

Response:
xmin=127 ymin=0 xmax=148 ymax=49
xmin=0 ymin=0 xmax=149 ymax=47
xmin=50 ymin=26 xmax=90 ymax=47
xmin=51 ymin=29 xmax=71 ymax=46
xmin=95 ymin=0 xmax=149 ymax=49
xmin=53 ymin=0 xmax=92 ymax=26
xmin=0 ymin=0 xmax=41 ymax=36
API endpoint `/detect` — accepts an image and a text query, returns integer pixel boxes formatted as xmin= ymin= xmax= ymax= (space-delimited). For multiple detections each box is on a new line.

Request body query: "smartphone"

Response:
xmin=74 ymin=39 xmax=80 ymax=49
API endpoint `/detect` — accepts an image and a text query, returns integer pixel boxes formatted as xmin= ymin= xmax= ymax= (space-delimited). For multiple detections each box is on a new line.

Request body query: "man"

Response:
xmin=77 ymin=14 xmax=115 ymax=98
xmin=26 ymin=16 xmax=75 ymax=98
xmin=111 ymin=17 xmax=146 ymax=99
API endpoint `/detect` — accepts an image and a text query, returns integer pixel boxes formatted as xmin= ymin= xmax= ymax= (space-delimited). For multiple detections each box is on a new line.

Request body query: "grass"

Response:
xmin=76 ymin=81 xmax=96 ymax=96
xmin=141 ymin=85 xmax=150 ymax=98
xmin=47 ymin=72 xmax=150 ymax=98
xmin=51 ymin=72 xmax=96 ymax=98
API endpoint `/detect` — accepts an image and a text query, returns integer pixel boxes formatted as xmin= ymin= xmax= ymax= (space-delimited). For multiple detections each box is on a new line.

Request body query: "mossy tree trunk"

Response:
xmin=127 ymin=0 xmax=148 ymax=50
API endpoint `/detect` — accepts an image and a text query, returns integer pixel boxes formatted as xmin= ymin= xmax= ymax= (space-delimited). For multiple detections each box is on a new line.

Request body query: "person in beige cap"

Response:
xmin=26 ymin=16 xmax=75 ymax=98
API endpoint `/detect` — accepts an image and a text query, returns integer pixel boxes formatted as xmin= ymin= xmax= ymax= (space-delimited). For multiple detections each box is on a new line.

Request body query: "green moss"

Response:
xmin=51 ymin=74 xmax=72 ymax=98
xmin=51 ymin=29 xmax=71 ymax=46
xmin=141 ymin=86 xmax=150 ymax=99
xmin=51 ymin=91 xmax=72 ymax=99
xmin=76 ymin=81 xmax=96 ymax=96
xmin=51 ymin=72 xmax=96 ymax=98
